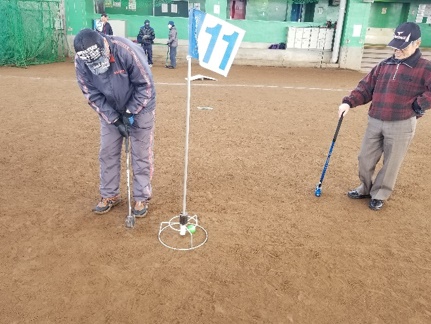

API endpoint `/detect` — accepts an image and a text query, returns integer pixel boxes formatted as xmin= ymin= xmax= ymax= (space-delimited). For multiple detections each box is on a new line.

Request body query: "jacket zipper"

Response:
xmin=392 ymin=63 xmax=400 ymax=80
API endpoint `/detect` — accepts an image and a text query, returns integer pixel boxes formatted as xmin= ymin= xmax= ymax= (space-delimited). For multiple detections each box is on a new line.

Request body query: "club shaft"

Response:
xmin=317 ymin=114 xmax=344 ymax=186
xmin=318 ymin=141 xmax=335 ymax=183
xmin=125 ymin=136 xmax=132 ymax=216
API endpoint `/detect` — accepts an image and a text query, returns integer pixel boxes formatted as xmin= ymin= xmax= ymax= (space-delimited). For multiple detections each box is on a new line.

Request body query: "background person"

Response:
xmin=166 ymin=20 xmax=178 ymax=69
xmin=100 ymin=13 xmax=113 ymax=35
xmin=339 ymin=22 xmax=431 ymax=211
xmin=73 ymin=28 xmax=156 ymax=218
xmin=137 ymin=19 xmax=155 ymax=67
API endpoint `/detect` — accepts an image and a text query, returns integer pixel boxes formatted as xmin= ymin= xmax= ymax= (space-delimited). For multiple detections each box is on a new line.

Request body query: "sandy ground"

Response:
xmin=1 ymin=59 xmax=431 ymax=324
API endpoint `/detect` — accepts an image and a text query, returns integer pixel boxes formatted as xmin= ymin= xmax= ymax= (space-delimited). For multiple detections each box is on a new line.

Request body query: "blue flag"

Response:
xmin=188 ymin=9 xmax=205 ymax=60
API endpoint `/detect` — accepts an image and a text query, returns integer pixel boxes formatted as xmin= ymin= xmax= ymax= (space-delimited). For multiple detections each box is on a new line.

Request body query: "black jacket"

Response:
xmin=137 ymin=25 xmax=155 ymax=46
xmin=101 ymin=22 xmax=113 ymax=36
xmin=75 ymin=36 xmax=156 ymax=123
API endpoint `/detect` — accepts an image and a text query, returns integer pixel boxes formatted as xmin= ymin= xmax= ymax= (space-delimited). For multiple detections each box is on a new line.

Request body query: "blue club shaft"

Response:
xmin=315 ymin=113 xmax=344 ymax=196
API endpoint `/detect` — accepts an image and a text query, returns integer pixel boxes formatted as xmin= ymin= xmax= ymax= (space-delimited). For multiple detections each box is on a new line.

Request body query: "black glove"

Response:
xmin=412 ymin=99 xmax=425 ymax=117
xmin=114 ymin=118 xmax=129 ymax=138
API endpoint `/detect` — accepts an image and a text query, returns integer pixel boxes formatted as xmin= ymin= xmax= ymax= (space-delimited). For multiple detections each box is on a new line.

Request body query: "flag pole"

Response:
xmin=157 ymin=8 xmax=243 ymax=249
xmin=156 ymin=52 xmax=208 ymax=250
xmin=179 ymin=55 xmax=193 ymax=233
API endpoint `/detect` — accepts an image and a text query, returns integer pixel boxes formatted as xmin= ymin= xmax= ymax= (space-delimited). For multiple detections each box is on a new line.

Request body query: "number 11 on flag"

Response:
xmin=188 ymin=9 xmax=246 ymax=77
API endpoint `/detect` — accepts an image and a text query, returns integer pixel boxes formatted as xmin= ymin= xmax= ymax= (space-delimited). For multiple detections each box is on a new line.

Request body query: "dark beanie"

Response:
xmin=168 ymin=21 xmax=174 ymax=26
xmin=74 ymin=28 xmax=105 ymax=53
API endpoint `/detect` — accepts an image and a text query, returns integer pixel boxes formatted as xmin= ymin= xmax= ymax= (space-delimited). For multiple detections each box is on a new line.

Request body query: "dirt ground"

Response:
xmin=1 ymin=58 xmax=431 ymax=324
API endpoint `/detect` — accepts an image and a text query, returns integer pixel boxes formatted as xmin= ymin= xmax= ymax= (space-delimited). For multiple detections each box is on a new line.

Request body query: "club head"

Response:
xmin=314 ymin=185 xmax=321 ymax=197
xmin=125 ymin=215 xmax=135 ymax=228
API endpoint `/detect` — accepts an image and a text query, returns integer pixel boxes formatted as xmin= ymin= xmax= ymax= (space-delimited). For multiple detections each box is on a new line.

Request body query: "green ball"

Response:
xmin=187 ymin=224 xmax=196 ymax=234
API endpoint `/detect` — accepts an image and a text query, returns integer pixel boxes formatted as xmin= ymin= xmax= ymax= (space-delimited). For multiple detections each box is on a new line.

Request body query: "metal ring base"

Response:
xmin=158 ymin=214 xmax=208 ymax=251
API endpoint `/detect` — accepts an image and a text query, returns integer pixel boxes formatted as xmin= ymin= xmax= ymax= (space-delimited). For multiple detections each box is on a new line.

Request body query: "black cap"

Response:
xmin=388 ymin=22 xmax=421 ymax=50
xmin=74 ymin=28 xmax=105 ymax=54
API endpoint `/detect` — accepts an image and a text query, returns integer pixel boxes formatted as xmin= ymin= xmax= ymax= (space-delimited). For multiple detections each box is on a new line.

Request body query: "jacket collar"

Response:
xmin=385 ymin=48 xmax=422 ymax=68
xmin=104 ymin=36 xmax=116 ymax=63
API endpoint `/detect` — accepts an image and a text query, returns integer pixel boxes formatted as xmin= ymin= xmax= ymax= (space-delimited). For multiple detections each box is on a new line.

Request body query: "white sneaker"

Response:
xmin=148 ymin=64 xmax=152 ymax=68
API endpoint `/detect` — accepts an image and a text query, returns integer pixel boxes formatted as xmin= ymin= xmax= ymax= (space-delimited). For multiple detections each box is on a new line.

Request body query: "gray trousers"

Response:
xmin=169 ymin=46 xmax=177 ymax=68
xmin=99 ymin=110 xmax=155 ymax=202
xmin=355 ymin=116 xmax=416 ymax=200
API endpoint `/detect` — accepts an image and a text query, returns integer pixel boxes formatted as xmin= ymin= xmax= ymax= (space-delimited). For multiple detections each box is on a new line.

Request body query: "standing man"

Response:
xmin=137 ymin=19 xmax=155 ymax=67
xmin=339 ymin=22 xmax=431 ymax=211
xmin=73 ymin=28 xmax=156 ymax=218
xmin=100 ymin=13 xmax=113 ymax=35
xmin=166 ymin=20 xmax=178 ymax=69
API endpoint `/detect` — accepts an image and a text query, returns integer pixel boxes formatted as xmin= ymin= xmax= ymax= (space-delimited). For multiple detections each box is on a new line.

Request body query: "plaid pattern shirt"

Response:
xmin=343 ymin=49 xmax=431 ymax=121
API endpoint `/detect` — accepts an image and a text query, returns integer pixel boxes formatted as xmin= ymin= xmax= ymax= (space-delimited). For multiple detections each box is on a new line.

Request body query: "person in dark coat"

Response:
xmin=74 ymin=28 xmax=156 ymax=218
xmin=137 ymin=19 xmax=156 ymax=67
xmin=166 ymin=20 xmax=178 ymax=69
xmin=100 ymin=13 xmax=113 ymax=35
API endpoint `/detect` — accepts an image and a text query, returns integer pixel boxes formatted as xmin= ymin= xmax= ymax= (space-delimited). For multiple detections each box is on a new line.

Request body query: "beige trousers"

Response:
xmin=355 ymin=116 xmax=416 ymax=200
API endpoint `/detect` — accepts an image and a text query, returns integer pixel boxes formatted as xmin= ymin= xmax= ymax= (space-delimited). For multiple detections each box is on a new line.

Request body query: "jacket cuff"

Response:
xmin=412 ymin=99 xmax=421 ymax=111
xmin=342 ymin=99 xmax=352 ymax=108
xmin=113 ymin=118 xmax=122 ymax=126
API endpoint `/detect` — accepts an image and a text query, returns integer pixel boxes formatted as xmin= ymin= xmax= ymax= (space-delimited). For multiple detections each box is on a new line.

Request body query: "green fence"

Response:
xmin=0 ymin=0 xmax=68 ymax=67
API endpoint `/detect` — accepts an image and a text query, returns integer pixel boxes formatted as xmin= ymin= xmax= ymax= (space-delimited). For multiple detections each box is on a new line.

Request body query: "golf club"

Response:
xmin=124 ymin=130 xmax=135 ymax=228
xmin=315 ymin=112 xmax=344 ymax=197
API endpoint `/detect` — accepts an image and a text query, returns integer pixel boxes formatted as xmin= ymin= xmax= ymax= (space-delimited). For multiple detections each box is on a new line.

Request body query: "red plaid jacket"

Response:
xmin=343 ymin=49 xmax=431 ymax=121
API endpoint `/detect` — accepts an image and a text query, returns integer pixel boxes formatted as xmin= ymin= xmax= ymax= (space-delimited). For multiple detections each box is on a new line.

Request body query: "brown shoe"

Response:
xmin=133 ymin=201 xmax=149 ymax=218
xmin=92 ymin=195 xmax=121 ymax=214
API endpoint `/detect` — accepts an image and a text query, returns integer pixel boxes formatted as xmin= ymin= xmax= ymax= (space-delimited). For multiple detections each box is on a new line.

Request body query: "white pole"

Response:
xmin=331 ymin=0 xmax=347 ymax=64
xmin=178 ymin=56 xmax=192 ymax=236
xmin=182 ymin=56 xmax=192 ymax=216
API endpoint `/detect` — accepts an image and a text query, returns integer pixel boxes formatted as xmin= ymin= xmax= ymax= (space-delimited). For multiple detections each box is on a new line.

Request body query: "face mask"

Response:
xmin=76 ymin=44 xmax=110 ymax=75
xmin=87 ymin=55 xmax=110 ymax=75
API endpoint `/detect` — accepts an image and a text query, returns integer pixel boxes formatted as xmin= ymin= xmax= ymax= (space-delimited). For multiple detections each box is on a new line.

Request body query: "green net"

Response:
xmin=0 ymin=0 xmax=68 ymax=67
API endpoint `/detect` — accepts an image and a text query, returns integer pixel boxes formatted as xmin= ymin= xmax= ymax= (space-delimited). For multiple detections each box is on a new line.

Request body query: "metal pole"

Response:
xmin=182 ymin=56 xmax=192 ymax=216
